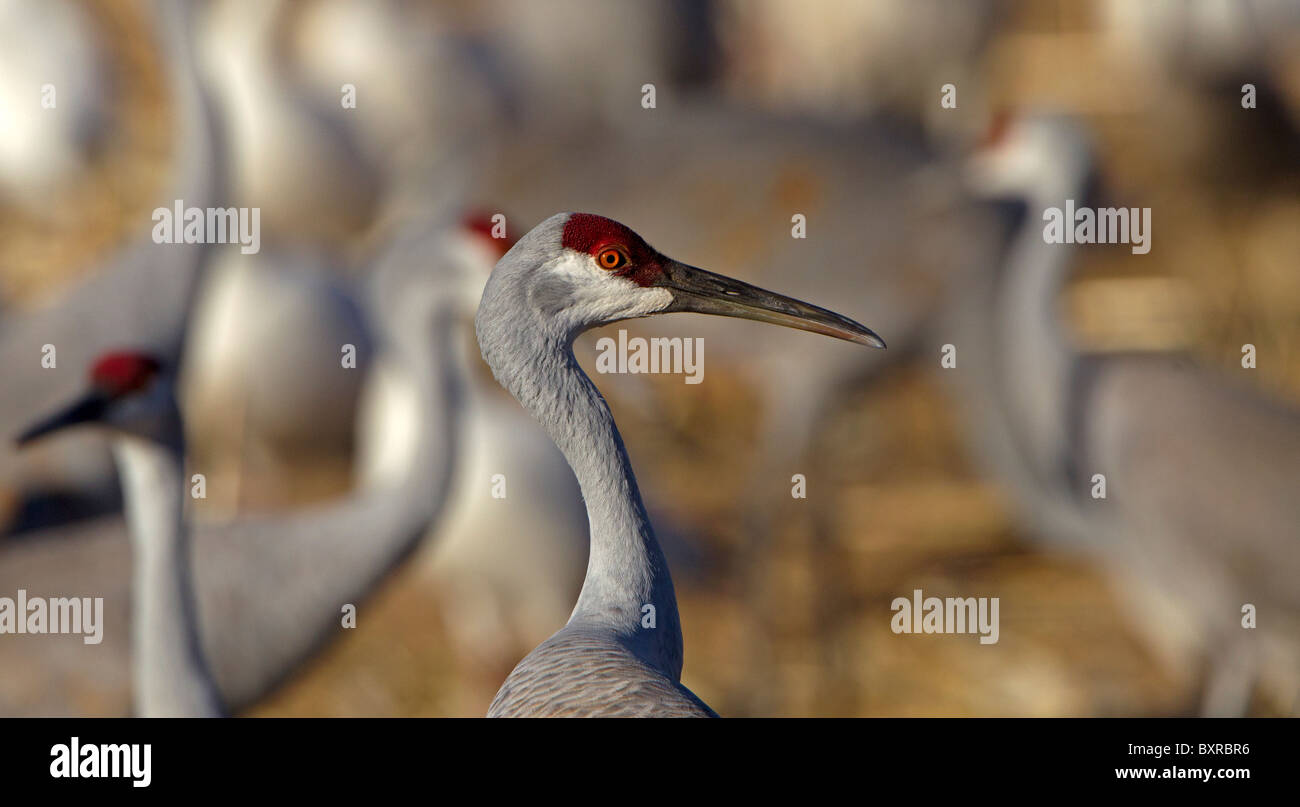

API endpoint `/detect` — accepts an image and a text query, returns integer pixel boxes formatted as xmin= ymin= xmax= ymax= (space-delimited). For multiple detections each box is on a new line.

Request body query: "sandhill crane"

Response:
xmin=0 ymin=0 xmax=220 ymax=532
xmin=184 ymin=216 xmax=463 ymax=708
xmin=960 ymin=113 xmax=1300 ymax=715
xmin=17 ymin=353 xmax=223 ymax=718
xmin=474 ymin=104 xmax=986 ymax=445
xmin=0 ymin=214 xmax=480 ymax=714
xmin=476 ymin=213 xmax=884 ymax=717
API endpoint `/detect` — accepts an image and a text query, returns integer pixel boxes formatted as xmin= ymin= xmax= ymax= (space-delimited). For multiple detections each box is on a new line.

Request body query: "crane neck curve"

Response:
xmin=480 ymin=320 xmax=685 ymax=680
xmin=994 ymin=191 xmax=1080 ymax=479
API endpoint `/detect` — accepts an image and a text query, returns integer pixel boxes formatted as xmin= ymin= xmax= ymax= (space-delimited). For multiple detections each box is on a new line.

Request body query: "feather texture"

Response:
xmin=489 ymin=629 xmax=716 ymax=718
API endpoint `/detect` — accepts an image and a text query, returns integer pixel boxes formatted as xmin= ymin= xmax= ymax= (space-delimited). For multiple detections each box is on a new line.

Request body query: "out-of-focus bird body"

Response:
xmin=961 ymin=114 xmax=1300 ymax=714
xmin=180 ymin=247 xmax=372 ymax=499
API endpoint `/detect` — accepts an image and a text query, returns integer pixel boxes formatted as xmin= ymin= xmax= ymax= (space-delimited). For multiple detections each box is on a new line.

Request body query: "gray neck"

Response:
xmin=151 ymin=0 xmax=226 ymax=363
xmin=113 ymin=433 xmax=223 ymax=718
xmin=483 ymin=328 xmax=684 ymax=679
xmin=378 ymin=298 xmax=462 ymax=514
xmin=995 ymin=193 xmax=1080 ymax=477
xmin=159 ymin=0 xmax=223 ymax=208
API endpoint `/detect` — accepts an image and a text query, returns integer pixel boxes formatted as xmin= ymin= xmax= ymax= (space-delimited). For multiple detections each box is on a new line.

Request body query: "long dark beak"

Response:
xmin=14 ymin=393 xmax=108 ymax=446
xmin=654 ymin=259 xmax=886 ymax=348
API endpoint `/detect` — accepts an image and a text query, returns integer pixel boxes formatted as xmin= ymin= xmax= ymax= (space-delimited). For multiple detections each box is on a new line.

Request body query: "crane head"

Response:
xmin=479 ymin=212 xmax=885 ymax=348
xmin=455 ymin=209 xmax=517 ymax=305
xmin=965 ymin=111 xmax=1096 ymax=205
xmin=15 ymin=350 xmax=178 ymax=447
xmin=368 ymin=209 xmax=520 ymax=326
xmin=461 ymin=210 xmax=516 ymax=261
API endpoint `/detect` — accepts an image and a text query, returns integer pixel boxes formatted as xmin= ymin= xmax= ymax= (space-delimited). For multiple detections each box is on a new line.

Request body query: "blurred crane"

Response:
xmin=477 ymin=213 xmax=884 ymax=717
xmin=183 ymin=0 xmax=510 ymax=499
xmin=0 ymin=0 xmax=220 ymax=532
xmin=187 ymin=215 xmax=462 ymax=707
xmin=17 ymin=353 xmax=224 ymax=718
xmin=0 ymin=214 xmax=470 ymax=714
xmin=959 ymin=113 xmax=1300 ymax=715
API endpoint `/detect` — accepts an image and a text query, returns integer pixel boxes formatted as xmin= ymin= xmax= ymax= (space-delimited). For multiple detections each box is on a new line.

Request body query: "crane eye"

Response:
xmin=596 ymin=247 xmax=628 ymax=271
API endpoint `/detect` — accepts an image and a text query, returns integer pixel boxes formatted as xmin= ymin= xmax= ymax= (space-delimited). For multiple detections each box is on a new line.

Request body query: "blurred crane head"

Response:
xmin=456 ymin=210 xmax=517 ymax=307
xmin=481 ymin=212 xmax=887 ymax=347
xmin=15 ymin=352 xmax=178 ymax=447
xmin=368 ymin=209 xmax=520 ymax=328
xmin=965 ymin=112 xmax=1096 ymax=205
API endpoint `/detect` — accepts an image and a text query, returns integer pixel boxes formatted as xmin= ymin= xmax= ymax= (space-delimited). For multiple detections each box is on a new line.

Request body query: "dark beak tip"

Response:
xmin=14 ymin=426 xmax=50 ymax=447
xmin=14 ymin=394 xmax=107 ymax=447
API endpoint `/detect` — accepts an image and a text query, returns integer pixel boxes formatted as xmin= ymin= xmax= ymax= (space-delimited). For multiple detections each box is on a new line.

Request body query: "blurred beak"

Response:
xmin=14 ymin=393 xmax=108 ymax=446
xmin=654 ymin=259 xmax=886 ymax=348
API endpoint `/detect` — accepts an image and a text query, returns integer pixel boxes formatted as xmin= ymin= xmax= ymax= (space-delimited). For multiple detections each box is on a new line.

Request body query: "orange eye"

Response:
xmin=597 ymin=247 xmax=627 ymax=270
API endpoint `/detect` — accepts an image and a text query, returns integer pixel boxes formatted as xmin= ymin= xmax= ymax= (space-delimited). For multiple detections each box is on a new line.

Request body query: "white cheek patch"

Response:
xmin=619 ymin=286 xmax=673 ymax=318
xmin=540 ymin=250 xmax=672 ymax=328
